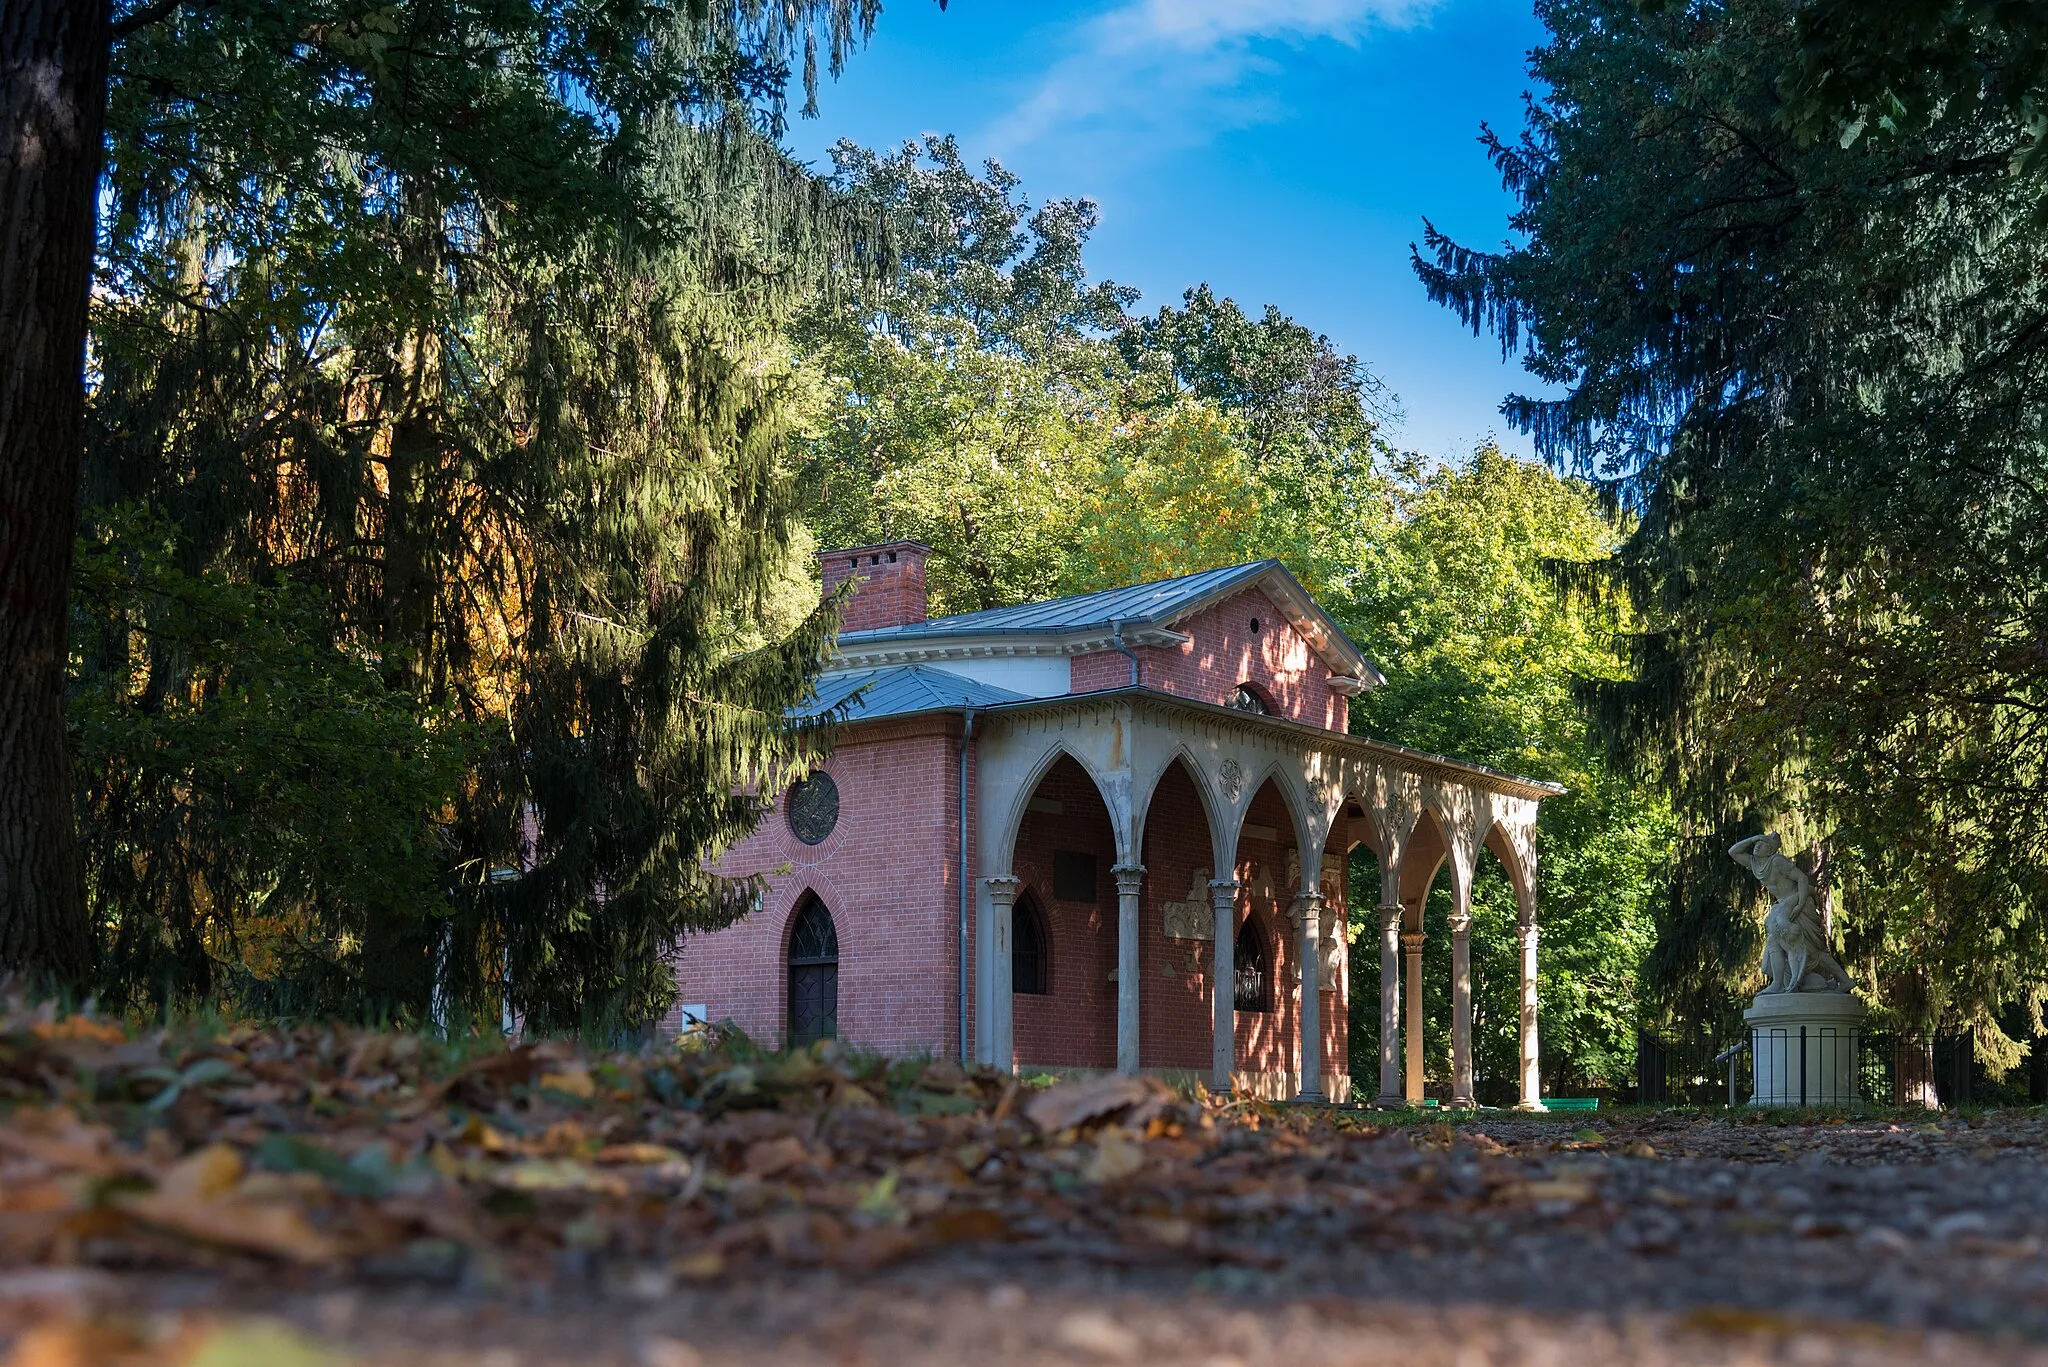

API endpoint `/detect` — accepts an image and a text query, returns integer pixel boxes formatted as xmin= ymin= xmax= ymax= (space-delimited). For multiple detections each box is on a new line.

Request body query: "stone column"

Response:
xmin=1402 ymin=930 xmax=1426 ymax=1103
xmin=984 ymin=876 xmax=1020 ymax=1072
xmin=1292 ymin=890 xmax=1326 ymax=1102
xmin=1210 ymin=878 xmax=1240 ymax=1094
xmin=1113 ymin=863 xmax=1145 ymax=1076
xmin=1375 ymin=904 xmax=1403 ymax=1107
xmin=1449 ymin=909 xmax=1475 ymax=1108
xmin=1515 ymin=922 xmax=1545 ymax=1111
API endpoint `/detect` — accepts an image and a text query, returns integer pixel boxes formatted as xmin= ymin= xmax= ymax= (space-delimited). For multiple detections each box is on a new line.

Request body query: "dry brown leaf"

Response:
xmin=29 ymin=1018 xmax=125 ymax=1046
xmin=742 ymin=1135 xmax=811 ymax=1178
xmin=1082 ymin=1130 xmax=1145 ymax=1184
xmin=1022 ymin=1076 xmax=1161 ymax=1134
xmin=0 ymin=1111 xmax=123 ymax=1178
xmin=597 ymin=1143 xmax=689 ymax=1166
xmin=115 ymin=1192 xmax=341 ymax=1264
xmin=156 ymin=1145 xmax=244 ymax=1201
xmin=537 ymin=1068 xmax=596 ymax=1099
xmin=490 ymin=1159 xmax=628 ymax=1196
xmin=926 ymin=1207 xmax=1011 ymax=1244
xmin=1494 ymin=1177 xmax=1597 ymax=1206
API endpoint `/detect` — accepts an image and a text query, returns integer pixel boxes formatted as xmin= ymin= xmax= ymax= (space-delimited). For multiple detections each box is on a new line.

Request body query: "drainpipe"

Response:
xmin=957 ymin=708 xmax=977 ymax=1064
xmin=1110 ymin=620 xmax=1142 ymax=687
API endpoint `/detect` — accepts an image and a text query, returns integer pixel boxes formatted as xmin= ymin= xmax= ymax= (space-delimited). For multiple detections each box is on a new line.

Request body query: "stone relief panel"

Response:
xmin=1162 ymin=867 xmax=1214 ymax=941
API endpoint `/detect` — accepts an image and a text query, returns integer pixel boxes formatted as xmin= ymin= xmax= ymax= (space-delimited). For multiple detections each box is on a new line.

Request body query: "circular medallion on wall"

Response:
xmin=786 ymin=772 xmax=840 ymax=845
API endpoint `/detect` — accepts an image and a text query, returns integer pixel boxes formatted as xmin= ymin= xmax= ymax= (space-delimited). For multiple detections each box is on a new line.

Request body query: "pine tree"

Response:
xmin=1415 ymin=0 xmax=2048 ymax=1057
xmin=82 ymin=0 xmax=890 ymax=1023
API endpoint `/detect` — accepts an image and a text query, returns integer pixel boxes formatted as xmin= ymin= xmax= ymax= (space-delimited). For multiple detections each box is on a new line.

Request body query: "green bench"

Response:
xmin=1543 ymin=1097 xmax=1600 ymax=1112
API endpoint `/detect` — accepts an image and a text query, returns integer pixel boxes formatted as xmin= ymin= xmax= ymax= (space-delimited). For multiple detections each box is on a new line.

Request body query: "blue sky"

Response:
xmin=786 ymin=0 xmax=1551 ymax=463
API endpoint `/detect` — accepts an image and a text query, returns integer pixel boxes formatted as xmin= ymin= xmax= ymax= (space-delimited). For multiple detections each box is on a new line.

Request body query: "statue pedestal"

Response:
xmin=1744 ymin=992 xmax=1868 ymax=1107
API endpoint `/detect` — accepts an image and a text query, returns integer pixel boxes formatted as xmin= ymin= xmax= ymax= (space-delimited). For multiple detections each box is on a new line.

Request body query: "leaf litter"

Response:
xmin=5 ymin=999 xmax=2048 ymax=1363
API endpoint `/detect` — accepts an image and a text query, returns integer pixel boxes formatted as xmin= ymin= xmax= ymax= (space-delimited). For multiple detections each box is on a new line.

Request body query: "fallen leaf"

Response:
xmin=670 ymin=1250 xmax=725 ymax=1281
xmin=157 ymin=1145 xmax=244 ymax=1201
xmin=116 ymin=1193 xmax=341 ymax=1264
xmin=1023 ymin=1076 xmax=1161 ymax=1134
xmin=31 ymin=1017 xmax=125 ymax=1045
xmin=537 ymin=1068 xmax=596 ymax=1099
xmin=1055 ymin=1310 xmax=1141 ymax=1362
xmin=597 ymin=1143 xmax=689 ymax=1166
xmin=490 ymin=1159 xmax=627 ymax=1196
xmin=180 ymin=1319 xmax=348 ymax=1367
xmin=1083 ymin=1130 xmax=1145 ymax=1184
xmin=1494 ymin=1177 xmax=1596 ymax=1205
xmin=926 ymin=1207 xmax=1011 ymax=1243
xmin=742 ymin=1135 xmax=812 ymax=1178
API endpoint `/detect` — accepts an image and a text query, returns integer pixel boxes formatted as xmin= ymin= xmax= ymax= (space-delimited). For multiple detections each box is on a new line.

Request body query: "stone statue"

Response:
xmin=1728 ymin=834 xmax=1852 ymax=994
xmin=1162 ymin=868 xmax=1213 ymax=941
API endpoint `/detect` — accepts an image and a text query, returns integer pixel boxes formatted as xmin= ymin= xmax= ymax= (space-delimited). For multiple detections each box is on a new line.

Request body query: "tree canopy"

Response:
xmin=1417 ymin=0 xmax=2048 ymax=1060
xmin=76 ymin=0 xmax=890 ymax=1026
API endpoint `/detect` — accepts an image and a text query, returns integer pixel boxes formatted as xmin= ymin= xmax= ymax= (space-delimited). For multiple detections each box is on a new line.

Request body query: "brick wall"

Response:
xmin=1067 ymin=587 xmax=1348 ymax=732
xmin=820 ymin=542 xmax=931 ymax=634
xmin=676 ymin=715 xmax=967 ymax=1056
xmin=1011 ymin=756 xmax=1118 ymax=1069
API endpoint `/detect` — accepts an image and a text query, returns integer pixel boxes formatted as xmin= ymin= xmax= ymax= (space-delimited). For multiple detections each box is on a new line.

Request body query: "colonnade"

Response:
xmin=971 ymin=693 xmax=1554 ymax=1109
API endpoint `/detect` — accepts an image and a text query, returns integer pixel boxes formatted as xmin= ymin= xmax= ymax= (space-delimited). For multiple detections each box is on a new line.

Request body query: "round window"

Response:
xmin=786 ymin=773 xmax=840 ymax=845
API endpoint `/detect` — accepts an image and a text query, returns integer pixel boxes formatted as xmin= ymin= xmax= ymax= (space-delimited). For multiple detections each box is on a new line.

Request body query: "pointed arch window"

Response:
xmin=1013 ymin=894 xmax=1050 ymax=996
xmin=1234 ymin=919 xmax=1273 ymax=1012
xmin=787 ymin=895 xmax=839 ymax=1046
xmin=1228 ymin=683 xmax=1274 ymax=715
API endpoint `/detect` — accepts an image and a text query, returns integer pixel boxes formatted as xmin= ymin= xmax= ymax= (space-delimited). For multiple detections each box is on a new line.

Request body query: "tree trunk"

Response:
xmin=0 ymin=0 xmax=110 ymax=985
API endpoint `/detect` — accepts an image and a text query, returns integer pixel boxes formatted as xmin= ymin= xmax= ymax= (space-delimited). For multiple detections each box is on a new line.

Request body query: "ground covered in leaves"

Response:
xmin=2 ymin=1006 xmax=2047 ymax=1365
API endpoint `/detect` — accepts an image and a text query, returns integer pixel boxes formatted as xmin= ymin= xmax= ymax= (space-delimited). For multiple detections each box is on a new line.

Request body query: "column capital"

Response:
xmin=1517 ymin=922 xmax=1541 ymax=945
xmin=1288 ymin=889 xmax=1324 ymax=923
xmin=983 ymin=874 xmax=1021 ymax=906
xmin=1448 ymin=912 xmax=1474 ymax=936
xmin=1111 ymin=863 xmax=1146 ymax=894
xmin=1378 ymin=903 xmax=1403 ymax=932
xmin=1208 ymin=878 xmax=1241 ymax=906
xmin=1401 ymin=930 xmax=1427 ymax=952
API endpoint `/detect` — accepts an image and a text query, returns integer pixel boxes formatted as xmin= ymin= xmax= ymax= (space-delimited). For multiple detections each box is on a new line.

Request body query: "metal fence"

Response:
xmin=1634 ymin=1029 xmax=1999 ymax=1109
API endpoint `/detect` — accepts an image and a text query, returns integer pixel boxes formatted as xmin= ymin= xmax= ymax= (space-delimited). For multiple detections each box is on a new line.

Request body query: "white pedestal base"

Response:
xmin=1744 ymin=992 xmax=1867 ymax=1107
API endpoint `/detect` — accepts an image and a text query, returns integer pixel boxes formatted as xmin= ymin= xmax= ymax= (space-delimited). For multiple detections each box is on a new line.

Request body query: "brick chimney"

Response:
xmin=820 ymin=541 xmax=932 ymax=633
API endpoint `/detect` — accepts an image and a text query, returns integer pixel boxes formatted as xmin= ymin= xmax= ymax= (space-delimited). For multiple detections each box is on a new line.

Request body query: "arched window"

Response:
xmin=1233 ymin=919 xmax=1272 ymax=1012
xmin=1013 ymin=894 xmax=1050 ymax=995
xmin=787 ymin=896 xmax=839 ymax=1046
xmin=1227 ymin=683 xmax=1274 ymax=715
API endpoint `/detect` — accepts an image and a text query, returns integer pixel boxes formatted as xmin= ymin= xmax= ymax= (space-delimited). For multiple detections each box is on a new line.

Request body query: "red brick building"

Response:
xmin=676 ymin=543 xmax=1561 ymax=1106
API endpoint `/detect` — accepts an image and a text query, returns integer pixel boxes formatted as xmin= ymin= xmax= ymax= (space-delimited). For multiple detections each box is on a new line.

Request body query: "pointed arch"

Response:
xmin=1234 ymin=760 xmax=1314 ymax=873
xmin=1133 ymin=745 xmax=1230 ymax=874
xmin=1233 ymin=915 xmax=1275 ymax=1013
xmin=995 ymin=741 xmax=1124 ymax=874
xmin=1480 ymin=816 xmax=1538 ymax=928
xmin=786 ymin=892 xmax=840 ymax=1047
xmin=1399 ymin=804 xmax=1453 ymax=930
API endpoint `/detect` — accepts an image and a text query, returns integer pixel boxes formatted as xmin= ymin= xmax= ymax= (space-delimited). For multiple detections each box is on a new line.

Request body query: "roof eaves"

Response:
xmin=977 ymin=685 xmax=1565 ymax=800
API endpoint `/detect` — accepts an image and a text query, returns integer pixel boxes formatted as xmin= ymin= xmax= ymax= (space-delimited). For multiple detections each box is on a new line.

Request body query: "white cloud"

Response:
xmin=985 ymin=0 xmax=1437 ymax=160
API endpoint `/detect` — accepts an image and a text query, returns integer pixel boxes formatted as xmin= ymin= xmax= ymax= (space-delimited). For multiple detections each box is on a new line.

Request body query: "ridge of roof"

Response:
xmin=833 ymin=559 xmax=1380 ymax=684
xmin=835 ymin=560 xmax=1274 ymax=644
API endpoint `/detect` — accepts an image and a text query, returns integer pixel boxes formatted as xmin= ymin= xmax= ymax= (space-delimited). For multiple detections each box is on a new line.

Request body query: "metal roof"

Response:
xmin=795 ymin=665 xmax=1028 ymax=724
xmin=837 ymin=561 xmax=1274 ymax=644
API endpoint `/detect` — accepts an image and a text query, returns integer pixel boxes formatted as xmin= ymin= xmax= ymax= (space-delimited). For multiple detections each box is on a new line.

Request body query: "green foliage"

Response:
xmin=70 ymin=509 xmax=474 ymax=1017
xmin=1416 ymin=0 xmax=2048 ymax=1060
xmin=85 ymin=0 xmax=887 ymax=1027
xmin=1346 ymin=449 xmax=1673 ymax=1094
xmin=795 ymin=143 xmax=1395 ymax=612
xmin=1119 ymin=283 xmax=1394 ymax=468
